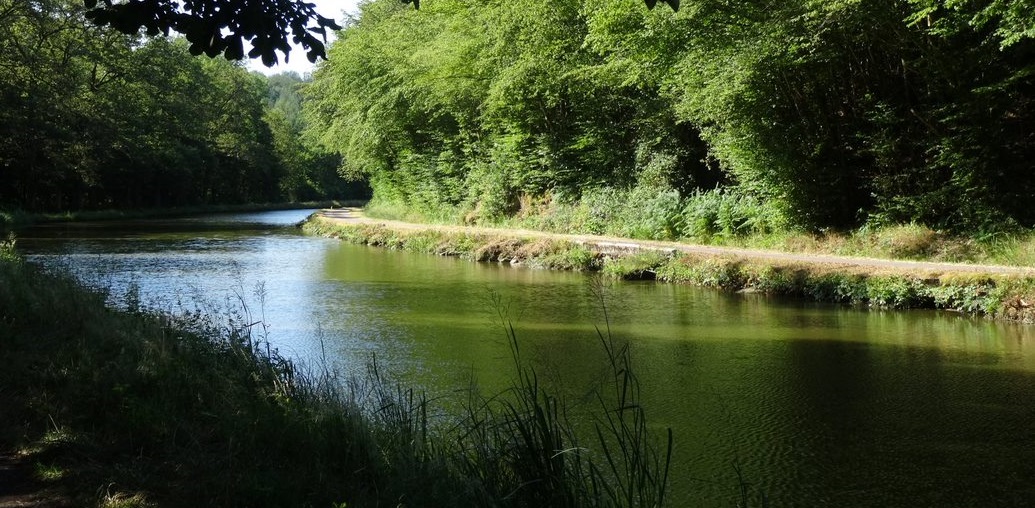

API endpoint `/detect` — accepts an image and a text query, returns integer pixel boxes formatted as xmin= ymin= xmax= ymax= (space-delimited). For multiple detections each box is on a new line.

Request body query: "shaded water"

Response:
xmin=18 ymin=210 xmax=1035 ymax=507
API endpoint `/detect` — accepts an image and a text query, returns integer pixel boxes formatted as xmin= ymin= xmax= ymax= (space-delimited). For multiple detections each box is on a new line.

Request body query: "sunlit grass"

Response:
xmin=723 ymin=226 xmax=1035 ymax=267
xmin=364 ymin=196 xmax=464 ymax=224
xmin=34 ymin=462 xmax=64 ymax=481
xmin=99 ymin=492 xmax=156 ymax=508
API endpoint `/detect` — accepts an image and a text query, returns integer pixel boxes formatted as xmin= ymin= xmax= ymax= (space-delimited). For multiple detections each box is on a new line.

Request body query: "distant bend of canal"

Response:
xmin=18 ymin=209 xmax=1035 ymax=507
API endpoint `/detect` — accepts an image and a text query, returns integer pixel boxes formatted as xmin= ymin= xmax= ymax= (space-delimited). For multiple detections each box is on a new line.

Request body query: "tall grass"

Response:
xmin=495 ymin=187 xmax=784 ymax=242
xmin=0 ymin=244 xmax=671 ymax=507
xmin=364 ymin=195 xmax=465 ymax=225
xmin=447 ymin=292 xmax=672 ymax=507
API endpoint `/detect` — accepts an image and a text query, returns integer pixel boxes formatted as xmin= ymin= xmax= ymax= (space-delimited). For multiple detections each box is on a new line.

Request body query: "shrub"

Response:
xmin=679 ymin=189 xmax=784 ymax=240
xmin=865 ymin=276 xmax=931 ymax=308
xmin=802 ymin=272 xmax=868 ymax=304
xmin=617 ymin=187 xmax=683 ymax=240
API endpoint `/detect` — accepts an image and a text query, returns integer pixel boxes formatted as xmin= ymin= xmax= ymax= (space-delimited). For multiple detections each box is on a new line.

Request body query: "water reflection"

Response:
xmin=17 ymin=211 xmax=1035 ymax=507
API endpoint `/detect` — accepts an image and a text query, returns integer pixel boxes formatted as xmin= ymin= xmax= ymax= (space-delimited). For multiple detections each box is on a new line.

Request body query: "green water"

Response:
xmin=19 ymin=210 xmax=1035 ymax=507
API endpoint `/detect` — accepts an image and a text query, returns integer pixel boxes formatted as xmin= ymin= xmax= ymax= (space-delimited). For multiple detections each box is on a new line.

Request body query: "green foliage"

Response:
xmin=603 ymin=250 xmax=672 ymax=279
xmin=679 ymin=189 xmax=785 ymax=240
xmin=0 ymin=236 xmax=17 ymax=263
xmin=0 ymin=1 xmax=357 ymax=213
xmin=537 ymin=244 xmax=600 ymax=271
xmin=304 ymin=0 xmax=1035 ymax=237
xmin=928 ymin=281 xmax=1001 ymax=314
xmin=617 ymin=187 xmax=683 ymax=240
xmin=865 ymin=276 xmax=931 ymax=308
xmin=675 ymin=0 xmax=1035 ymax=232
xmin=505 ymin=186 xmax=784 ymax=244
xmin=83 ymin=0 xmax=340 ymax=66
xmin=266 ymin=72 xmax=306 ymax=130
xmin=0 ymin=210 xmax=32 ymax=233
xmin=266 ymin=73 xmax=371 ymax=202
xmin=801 ymin=273 xmax=870 ymax=304
xmin=304 ymin=0 xmax=717 ymax=223
xmin=509 ymin=187 xmax=676 ymax=239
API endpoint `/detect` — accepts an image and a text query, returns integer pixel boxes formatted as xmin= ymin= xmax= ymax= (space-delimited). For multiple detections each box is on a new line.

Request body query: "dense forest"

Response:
xmin=304 ymin=0 xmax=1035 ymax=236
xmin=3 ymin=0 xmax=1033 ymax=236
xmin=0 ymin=0 xmax=365 ymax=213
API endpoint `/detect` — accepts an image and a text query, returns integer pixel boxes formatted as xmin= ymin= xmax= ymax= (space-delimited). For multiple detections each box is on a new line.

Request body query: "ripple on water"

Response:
xmin=17 ymin=212 xmax=1035 ymax=508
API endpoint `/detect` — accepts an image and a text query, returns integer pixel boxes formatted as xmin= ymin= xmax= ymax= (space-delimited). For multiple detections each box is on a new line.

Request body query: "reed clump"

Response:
xmin=0 ymin=242 xmax=671 ymax=507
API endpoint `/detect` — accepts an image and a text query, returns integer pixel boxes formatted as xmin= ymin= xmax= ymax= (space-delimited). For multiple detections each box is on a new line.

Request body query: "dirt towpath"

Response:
xmin=316 ymin=208 xmax=1035 ymax=278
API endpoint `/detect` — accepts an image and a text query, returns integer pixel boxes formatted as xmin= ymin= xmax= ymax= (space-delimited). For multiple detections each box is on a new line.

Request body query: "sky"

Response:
xmin=247 ymin=0 xmax=361 ymax=77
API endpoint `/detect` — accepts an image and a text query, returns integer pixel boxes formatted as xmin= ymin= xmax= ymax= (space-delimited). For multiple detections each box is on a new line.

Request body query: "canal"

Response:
xmin=18 ymin=209 xmax=1035 ymax=507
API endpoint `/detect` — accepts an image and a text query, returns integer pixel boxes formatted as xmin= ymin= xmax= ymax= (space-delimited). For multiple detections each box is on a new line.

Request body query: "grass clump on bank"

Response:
xmin=305 ymin=216 xmax=1035 ymax=322
xmin=0 ymin=240 xmax=670 ymax=507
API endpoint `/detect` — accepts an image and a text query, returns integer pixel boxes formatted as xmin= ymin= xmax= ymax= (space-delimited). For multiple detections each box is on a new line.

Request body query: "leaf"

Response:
xmin=224 ymin=36 xmax=245 ymax=60
xmin=203 ymin=34 xmax=223 ymax=57
xmin=261 ymin=51 xmax=277 ymax=67
xmin=317 ymin=17 xmax=341 ymax=30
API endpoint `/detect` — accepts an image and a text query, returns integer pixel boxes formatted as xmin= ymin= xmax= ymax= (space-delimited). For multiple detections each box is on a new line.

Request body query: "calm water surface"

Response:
xmin=18 ymin=210 xmax=1035 ymax=507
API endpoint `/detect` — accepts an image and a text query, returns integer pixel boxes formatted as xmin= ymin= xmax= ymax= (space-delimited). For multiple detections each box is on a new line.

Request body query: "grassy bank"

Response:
xmin=304 ymin=216 xmax=1035 ymax=323
xmin=364 ymin=191 xmax=1035 ymax=267
xmin=0 ymin=201 xmax=368 ymax=232
xmin=0 ymin=241 xmax=670 ymax=507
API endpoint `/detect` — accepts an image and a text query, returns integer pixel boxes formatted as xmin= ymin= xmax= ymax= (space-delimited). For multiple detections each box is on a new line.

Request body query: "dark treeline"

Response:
xmin=305 ymin=0 xmax=1034 ymax=235
xmin=0 ymin=0 xmax=367 ymax=213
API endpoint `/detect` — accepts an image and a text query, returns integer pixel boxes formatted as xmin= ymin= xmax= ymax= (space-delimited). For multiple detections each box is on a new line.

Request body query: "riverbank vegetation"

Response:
xmin=304 ymin=216 xmax=1035 ymax=322
xmin=304 ymin=0 xmax=1035 ymax=247
xmin=0 ymin=242 xmax=672 ymax=507
xmin=0 ymin=0 xmax=368 ymax=219
xmin=365 ymin=195 xmax=1035 ymax=268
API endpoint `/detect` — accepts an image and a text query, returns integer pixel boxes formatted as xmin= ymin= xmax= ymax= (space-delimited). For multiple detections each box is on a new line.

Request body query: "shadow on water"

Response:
xmin=18 ymin=209 xmax=317 ymax=240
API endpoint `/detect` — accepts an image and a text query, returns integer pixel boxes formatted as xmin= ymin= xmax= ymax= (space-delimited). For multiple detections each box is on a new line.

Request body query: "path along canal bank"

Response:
xmin=304 ymin=209 xmax=1035 ymax=323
